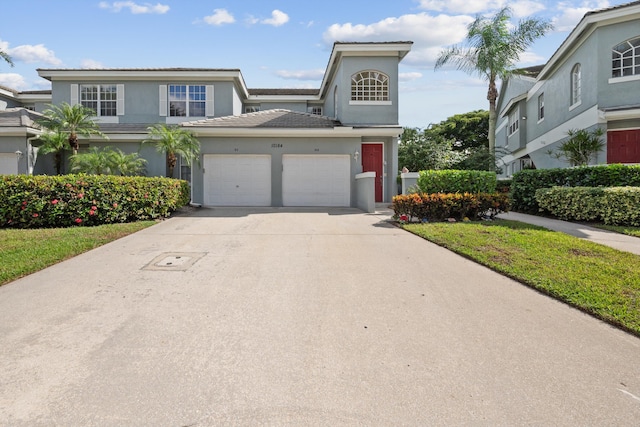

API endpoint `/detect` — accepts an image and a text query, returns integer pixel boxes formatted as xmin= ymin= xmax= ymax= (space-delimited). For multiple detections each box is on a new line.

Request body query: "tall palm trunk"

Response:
xmin=54 ymin=151 xmax=62 ymax=175
xmin=69 ymin=132 xmax=79 ymax=155
xmin=487 ymin=78 xmax=498 ymax=156
xmin=167 ymin=152 xmax=177 ymax=178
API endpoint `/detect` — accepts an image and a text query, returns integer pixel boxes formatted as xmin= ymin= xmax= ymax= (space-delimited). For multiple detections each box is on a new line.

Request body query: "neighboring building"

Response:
xmin=0 ymin=41 xmax=412 ymax=208
xmin=496 ymin=1 xmax=640 ymax=177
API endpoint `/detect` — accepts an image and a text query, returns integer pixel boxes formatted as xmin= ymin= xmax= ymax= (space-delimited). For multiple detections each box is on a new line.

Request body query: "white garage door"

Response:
xmin=282 ymin=154 xmax=350 ymax=207
xmin=0 ymin=153 xmax=18 ymax=175
xmin=203 ymin=155 xmax=271 ymax=206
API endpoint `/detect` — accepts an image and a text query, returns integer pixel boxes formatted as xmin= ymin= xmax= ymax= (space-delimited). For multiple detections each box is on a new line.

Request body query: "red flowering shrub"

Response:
xmin=0 ymin=174 xmax=190 ymax=228
xmin=392 ymin=192 xmax=510 ymax=222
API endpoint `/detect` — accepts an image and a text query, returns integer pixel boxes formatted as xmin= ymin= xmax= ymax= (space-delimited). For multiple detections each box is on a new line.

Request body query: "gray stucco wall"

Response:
xmin=333 ymin=56 xmax=400 ymax=126
xmin=51 ymin=80 xmax=238 ymax=124
xmin=597 ymin=23 xmax=640 ymax=108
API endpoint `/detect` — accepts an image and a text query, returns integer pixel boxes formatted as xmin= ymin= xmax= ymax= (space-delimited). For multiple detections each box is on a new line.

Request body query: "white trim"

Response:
xmin=159 ymin=85 xmax=167 ymax=117
xmin=349 ymin=100 xmax=392 ymax=106
xmin=182 ymin=126 xmax=403 ymax=139
xmin=609 ymin=74 xmax=640 ymax=84
xmin=569 ymin=100 xmax=582 ymax=112
xmin=205 ymin=85 xmax=214 ymax=116
xmin=70 ymin=84 xmax=78 ymax=106
xmin=95 ymin=116 xmax=119 ymax=124
xmin=602 ymin=108 xmax=640 ymax=121
xmin=356 ymin=171 xmax=376 ymax=179
xmin=500 ymin=93 xmax=527 ymax=117
xmin=116 ymin=84 xmax=125 ymax=115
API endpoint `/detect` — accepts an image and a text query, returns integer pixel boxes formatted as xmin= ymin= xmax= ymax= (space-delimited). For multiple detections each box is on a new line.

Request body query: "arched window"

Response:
xmin=351 ymin=70 xmax=389 ymax=102
xmin=571 ymin=64 xmax=581 ymax=106
xmin=612 ymin=36 xmax=640 ymax=78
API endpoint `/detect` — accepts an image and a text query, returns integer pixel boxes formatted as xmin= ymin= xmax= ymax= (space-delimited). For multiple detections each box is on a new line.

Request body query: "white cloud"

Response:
xmin=399 ymin=72 xmax=423 ymax=82
xmin=275 ymin=69 xmax=325 ymax=80
xmin=552 ymin=1 xmax=611 ymax=32
xmin=203 ymin=8 xmax=235 ymax=26
xmin=5 ymin=42 xmax=62 ymax=65
xmin=417 ymin=0 xmax=506 ymax=14
xmin=99 ymin=1 xmax=169 ymax=14
xmin=517 ymin=50 xmax=546 ymax=65
xmin=323 ymin=13 xmax=474 ymax=67
xmin=81 ymin=59 xmax=105 ymax=69
xmin=510 ymin=1 xmax=547 ymax=18
xmin=417 ymin=0 xmax=547 ymax=18
xmin=262 ymin=10 xmax=289 ymax=27
xmin=0 ymin=73 xmax=28 ymax=90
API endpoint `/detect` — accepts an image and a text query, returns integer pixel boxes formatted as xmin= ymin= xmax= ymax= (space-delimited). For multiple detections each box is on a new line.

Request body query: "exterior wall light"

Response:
xmin=354 ymin=150 xmax=360 ymax=162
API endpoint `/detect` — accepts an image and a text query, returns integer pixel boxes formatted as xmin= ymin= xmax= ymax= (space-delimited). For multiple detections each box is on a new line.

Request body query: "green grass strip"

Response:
xmin=404 ymin=220 xmax=640 ymax=335
xmin=0 ymin=221 xmax=156 ymax=286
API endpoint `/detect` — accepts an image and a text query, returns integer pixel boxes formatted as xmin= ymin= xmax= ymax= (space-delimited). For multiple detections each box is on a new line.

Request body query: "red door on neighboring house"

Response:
xmin=608 ymin=130 xmax=640 ymax=164
xmin=361 ymin=143 xmax=383 ymax=202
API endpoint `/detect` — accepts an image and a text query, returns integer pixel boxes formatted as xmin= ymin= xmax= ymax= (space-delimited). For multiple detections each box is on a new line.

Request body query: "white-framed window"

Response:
xmin=80 ymin=84 xmax=117 ymax=116
xmin=308 ymin=106 xmax=323 ymax=115
xmin=245 ymin=106 xmax=260 ymax=113
xmin=351 ymin=70 xmax=389 ymax=102
xmin=612 ymin=37 xmax=640 ymax=78
xmin=508 ymin=107 xmax=519 ymax=136
xmin=571 ymin=64 xmax=581 ymax=106
xmin=169 ymin=85 xmax=206 ymax=117
xmin=537 ymin=93 xmax=544 ymax=121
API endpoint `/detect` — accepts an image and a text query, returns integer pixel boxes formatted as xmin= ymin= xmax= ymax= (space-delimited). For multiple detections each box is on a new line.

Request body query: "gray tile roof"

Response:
xmin=183 ymin=109 xmax=341 ymax=128
xmin=0 ymin=108 xmax=43 ymax=128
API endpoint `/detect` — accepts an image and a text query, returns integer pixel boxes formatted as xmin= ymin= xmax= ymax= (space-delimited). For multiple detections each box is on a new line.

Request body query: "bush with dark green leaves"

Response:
xmin=511 ymin=164 xmax=640 ymax=213
xmin=536 ymin=186 xmax=640 ymax=226
xmin=417 ymin=169 xmax=497 ymax=194
xmin=0 ymin=174 xmax=190 ymax=228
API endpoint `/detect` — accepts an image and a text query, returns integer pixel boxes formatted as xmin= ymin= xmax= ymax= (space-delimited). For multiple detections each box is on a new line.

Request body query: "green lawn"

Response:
xmin=403 ymin=220 xmax=640 ymax=336
xmin=0 ymin=222 xmax=156 ymax=286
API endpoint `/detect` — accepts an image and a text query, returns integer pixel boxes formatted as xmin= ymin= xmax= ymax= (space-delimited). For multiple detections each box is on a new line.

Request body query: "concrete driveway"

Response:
xmin=1 ymin=207 xmax=639 ymax=426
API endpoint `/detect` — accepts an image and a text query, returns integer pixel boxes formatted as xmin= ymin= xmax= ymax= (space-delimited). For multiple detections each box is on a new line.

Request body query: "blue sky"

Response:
xmin=0 ymin=0 xmax=632 ymax=128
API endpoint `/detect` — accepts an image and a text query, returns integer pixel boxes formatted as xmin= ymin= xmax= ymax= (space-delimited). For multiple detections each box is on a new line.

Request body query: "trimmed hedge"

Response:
xmin=536 ymin=186 xmax=640 ymax=226
xmin=0 ymin=174 xmax=190 ymax=228
xmin=392 ymin=192 xmax=510 ymax=222
xmin=417 ymin=169 xmax=497 ymax=194
xmin=511 ymin=164 xmax=640 ymax=213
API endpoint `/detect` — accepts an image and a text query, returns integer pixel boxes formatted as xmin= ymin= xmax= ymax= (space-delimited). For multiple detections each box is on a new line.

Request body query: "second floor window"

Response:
xmin=571 ymin=64 xmax=581 ymax=106
xmin=508 ymin=107 xmax=519 ymax=136
xmin=81 ymin=84 xmax=117 ymax=116
xmin=351 ymin=70 xmax=389 ymax=102
xmin=169 ymin=85 xmax=206 ymax=117
xmin=612 ymin=37 xmax=640 ymax=78
xmin=538 ymin=93 xmax=545 ymax=121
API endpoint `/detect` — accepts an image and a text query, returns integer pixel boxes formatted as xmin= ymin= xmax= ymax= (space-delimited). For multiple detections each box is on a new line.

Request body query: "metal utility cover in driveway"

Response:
xmin=142 ymin=252 xmax=206 ymax=271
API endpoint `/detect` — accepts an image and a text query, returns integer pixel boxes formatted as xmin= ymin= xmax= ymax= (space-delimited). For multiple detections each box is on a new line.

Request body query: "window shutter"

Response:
xmin=70 ymin=84 xmax=79 ymax=106
xmin=206 ymin=85 xmax=214 ymax=117
xmin=159 ymin=85 xmax=167 ymax=117
xmin=116 ymin=84 xmax=125 ymax=115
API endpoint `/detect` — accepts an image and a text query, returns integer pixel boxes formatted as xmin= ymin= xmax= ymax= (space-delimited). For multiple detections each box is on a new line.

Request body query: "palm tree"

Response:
xmin=1 ymin=50 xmax=13 ymax=67
xmin=38 ymin=103 xmax=107 ymax=155
xmin=143 ymin=124 xmax=200 ymax=178
xmin=37 ymin=130 xmax=71 ymax=175
xmin=435 ymin=7 xmax=552 ymax=155
xmin=69 ymin=147 xmax=115 ymax=175
xmin=109 ymin=147 xmax=147 ymax=176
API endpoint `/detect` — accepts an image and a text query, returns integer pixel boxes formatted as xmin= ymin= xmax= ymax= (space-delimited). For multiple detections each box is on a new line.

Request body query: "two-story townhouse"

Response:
xmin=0 ymin=41 xmax=412 ymax=208
xmin=496 ymin=1 xmax=640 ymax=177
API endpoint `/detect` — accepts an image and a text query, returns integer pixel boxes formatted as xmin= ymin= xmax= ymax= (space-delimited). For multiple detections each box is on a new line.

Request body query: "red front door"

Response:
xmin=362 ymin=143 xmax=383 ymax=202
xmin=608 ymin=130 xmax=640 ymax=164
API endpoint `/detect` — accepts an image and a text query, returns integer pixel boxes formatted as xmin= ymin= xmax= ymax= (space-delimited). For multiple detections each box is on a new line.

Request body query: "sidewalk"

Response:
xmin=498 ymin=211 xmax=640 ymax=256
